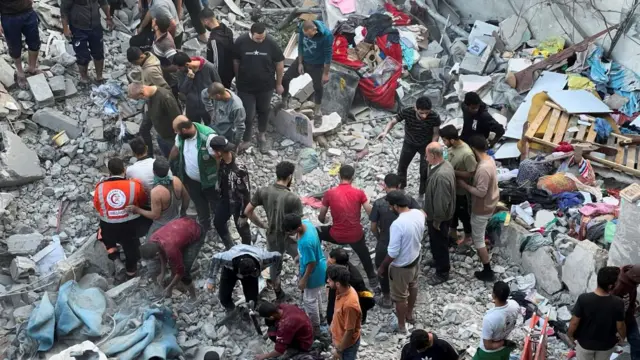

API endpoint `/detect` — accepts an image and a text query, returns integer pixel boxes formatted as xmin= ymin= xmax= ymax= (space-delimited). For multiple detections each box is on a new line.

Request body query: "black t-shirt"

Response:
xmin=233 ymin=33 xmax=285 ymax=93
xmin=573 ymin=292 xmax=625 ymax=350
xmin=369 ymin=193 xmax=420 ymax=245
xmin=397 ymin=107 xmax=442 ymax=147
xmin=400 ymin=335 xmax=458 ymax=360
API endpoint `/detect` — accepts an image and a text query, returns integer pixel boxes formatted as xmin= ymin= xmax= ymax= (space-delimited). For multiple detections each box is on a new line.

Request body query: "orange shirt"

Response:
xmin=330 ymin=286 xmax=362 ymax=348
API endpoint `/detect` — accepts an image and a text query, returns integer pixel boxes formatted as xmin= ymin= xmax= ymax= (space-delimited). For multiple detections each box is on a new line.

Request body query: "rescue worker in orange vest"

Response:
xmin=93 ymin=158 xmax=148 ymax=279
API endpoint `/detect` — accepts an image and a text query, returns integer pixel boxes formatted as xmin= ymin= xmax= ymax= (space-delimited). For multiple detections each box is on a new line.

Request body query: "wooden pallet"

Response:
xmin=524 ymin=101 xmax=640 ymax=177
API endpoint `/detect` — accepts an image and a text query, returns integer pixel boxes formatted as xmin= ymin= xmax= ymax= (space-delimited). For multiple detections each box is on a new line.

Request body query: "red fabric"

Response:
xmin=383 ymin=3 xmax=412 ymax=25
xmin=358 ymin=35 xmax=402 ymax=109
xmin=332 ymin=35 xmax=364 ymax=69
xmin=554 ymin=141 xmax=574 ymax=153
xmin=322 ymin=183 xmax=368 ymax=243
xmin=149 ymin=217 xmax=201 ymax=276
xmin=191 ymin=56 xmax=206 ymax=70
xmin=301 ymin=196 xmax=324 ymax=209
xmin=274 ymin=304 xmax=314 ymax=353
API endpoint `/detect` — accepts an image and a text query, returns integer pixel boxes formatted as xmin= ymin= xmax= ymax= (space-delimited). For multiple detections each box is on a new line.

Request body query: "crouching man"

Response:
xmin=255 ymin=301 xmax=315 ymax=360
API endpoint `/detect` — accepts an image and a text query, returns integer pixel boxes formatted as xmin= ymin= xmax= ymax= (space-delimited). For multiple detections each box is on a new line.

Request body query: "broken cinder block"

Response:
xmin=5 ymin=232 xmax=44 ymax=256
xmin=48 ymin=75 xmax=66 ymax=97
xmin=0 ymin=128 xmax=45 ymax=188
xmin=27 ymin=73 xmax=55 ymax=106
xmin=0 ymin=58 xmax=16 ymax=89
xmin=10 ymin=256 xmax=38 ymax=281
xmin=32 ymin=108 xmax=82 ymax=138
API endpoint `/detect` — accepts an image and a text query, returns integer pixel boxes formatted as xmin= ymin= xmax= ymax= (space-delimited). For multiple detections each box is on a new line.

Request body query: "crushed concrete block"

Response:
xmin=0 ymin=58 xmax=15 ymax=88
xmin=64 ymin=78 xmax=77 ymax=97
xmin=106 ymin=277 xmax=140 ymax=298
xmin=460 ymin=35 xmax=496 ymax=75
xmin=5 ymin=232 xmax=44 ymax=255
xmin=272 ymin=110 xmax=313 ymax=147
xmin=49 ymin=75 xmax=66 ymax=97
xmin=86 ymin=117 xmax=104 ymax=140
xmin=124 ymin=121 xmax=140 ymax=135
xmin=562 ymin=240 xmax=608 ymax=299
xmin=27 ymin=73 xmax=55 ymax=106
xmin=53 ymin=256 xmax=86 ymax=288
xmin=289 ymin=73 xmax=314 ymax=102
xmin=327 ymin=148 xmax=342 ymax=156
xmin=78 ymin=273 xmax=108 ymax=291
xmin=495 ymin=223 xmax=528 ymax=263
xmin=313 ymin=112 xmax=341 ymax=136
xmin=72 ymin=234 xmax=114 ymax=275
xmin=0 ymin=129 xmax=45 ymax=188
xmin=181 ymin=37 xmax=207 ymax=57
xmin=609 ymin=196 xmax=640 ymax=267
xmin=10 ymin=256 xmax=38 ymax=281
xmin=12 ymin=304 xmax=34 ymax=323
xmin=521 ymin=246 xmax=563 ymax=295
xmin=32 ymin=108 xmax=81 ymax=138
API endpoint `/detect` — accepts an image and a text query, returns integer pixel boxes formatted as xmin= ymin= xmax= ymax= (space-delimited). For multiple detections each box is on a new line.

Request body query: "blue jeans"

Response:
xmin=1 ymin=10 xmax=40 ymax=59
xmin=628 ymin=317 xmax=640 ymax=360
xmin=341 ymin=337 xmax=360 ymax=360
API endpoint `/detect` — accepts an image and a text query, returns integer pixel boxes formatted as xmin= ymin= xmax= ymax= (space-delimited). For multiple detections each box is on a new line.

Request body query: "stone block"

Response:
xmin=48 ymin=75 xmax=66 ymax=97
xmin=86 ymin=117 xmax=104 ymax=140
xmin=32 ymin=108 xmax=82 ymax=138
xmin=5 ymin=232 xmax=44 ymax=255
xmin=0 ymin=58 xmax=15 ymax=88
xmin=53 ymin=256 xmax=86 ymax=289
xmin=106 ymin=277 xmax=140 ymax=298
xmin=460 ymin=35 xmax=496 ymax=75
xmin=0 ymin=129 xmax=45 ymax=188
xmin=521 ymin=246 xmax=563 ymax=295
xmin=72 ymin=233 xmax=114 ymax=275
xmin=64 ymin=78 xmax=77 ymax=97
xmin=562 ymin=240 xmax=608 ymax=299
xmin=609 ymin=197 xmax=640 ymax=266
xmin=289 ymin=73 xmax=314 ymax=102
xmin=272 ymin=110 xmax=313 ymax=147
xmin=495 ymin=223 xmax=529 ymax=263
xmin=10 ymin=256 xmax=37 ymax=281
xmin=27 ymin=73 xmax=55 ymax=106
xmin=78 ymin=273 xmax=108 ymax=291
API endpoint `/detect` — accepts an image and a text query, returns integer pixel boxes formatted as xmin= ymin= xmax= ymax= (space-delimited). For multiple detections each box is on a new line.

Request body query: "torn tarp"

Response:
xmin=588 ymin=46 xmax=640 ymax=115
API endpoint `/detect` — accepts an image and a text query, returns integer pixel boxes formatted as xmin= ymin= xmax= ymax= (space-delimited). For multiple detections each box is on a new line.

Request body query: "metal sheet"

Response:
xmin=494 ymin=140 xmax=521 ymax=159
xmin=546 ymin=90 xmax=612 ymax=114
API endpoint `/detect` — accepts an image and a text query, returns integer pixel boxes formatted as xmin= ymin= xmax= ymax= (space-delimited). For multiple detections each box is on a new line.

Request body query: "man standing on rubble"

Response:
xmin=169 ymin=116 xmax=218 ymax=235
xmin=199 ymin=8 xmax=235 ymax=89
xmin=202 ymin=82 xmax=246 ymax=144
xmin=440 ymin=125 xmax=477 ymax=247
xmin=94 ymin=158 xmax=147 ymax=279
xmin=457 ymin=135 xmax=500 ymax=282
xmin=127 ymin=46 xmax=170 ymax=91
xmin=376 ymin=96 xmax=441 ymax=201
xmin=128 ymin=83 xmax=181 ymax=158
xmin=61 ymin=0 xmax=113 ymax=84
xmin=328 ymin=264 xmax=363 ymax=360
xmin=243 ymin=161 xmax=303 ymax=302
xmin=234 ymin=22 xmax=285 ymax=154
xmin=474 ymin=281 xmax=520 ymax=360
xmin=370 ymin=173 xmax=420 ymax=308
xmin=318 ymin=164 xmax=378 ymax=289
xmin=423 ymin=142 xmax=456 ymax=286
xmin=461 ymin=92 xmax=505 ymax=148
xmin=139 ymin=0 xmax=183 ymax=48
xmin=173 ymin=52 xmax=221 ymax=125
xmin=0 ymin=0 xmax=41 ymax=89
xmin=611 ymin=265 xmax=640 ymax=360
xmin=279 ymin=19 xmax=333 ymax=125
xmin=174 ymin=0 xmax=207 ymax=43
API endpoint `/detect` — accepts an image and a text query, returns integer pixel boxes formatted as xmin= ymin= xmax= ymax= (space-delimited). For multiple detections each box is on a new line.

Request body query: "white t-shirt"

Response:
xmin=126 ymin=158 xmax=173 ymax=194
xmin=178 ymin=133 xmax=216 ymax=182
xmin=387 ymin=209 xmax=424 ymax=267
xmin=479 ymin=299 xmax=521 ymax=352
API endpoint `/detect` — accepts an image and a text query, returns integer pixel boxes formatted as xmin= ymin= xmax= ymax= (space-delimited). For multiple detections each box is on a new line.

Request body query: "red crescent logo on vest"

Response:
xmin=106 ymin=189 xmax=127 ymax=208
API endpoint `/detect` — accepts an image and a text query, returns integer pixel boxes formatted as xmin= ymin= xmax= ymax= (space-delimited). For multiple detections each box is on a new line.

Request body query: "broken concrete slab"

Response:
xmin=562 ymin=240 xmax=608 ymax=299
xmin=5 ymin=232 xmax=44 ymax=256
xmin=12 ymin=304 xmax=34 ymax=323
xmin=313 ymin=112 xmax=341 ymax=136
xmin=0 ymin=58 xmax=16 ymax=89
xmin=106 ymin=277 xmax=140 ymax=298
xmin=321 ymin=63 xmax=359 ymax=121
xmin=0 ymin=128 xmax=45 ymax=188
xmin=64 ymin=78 xmax=78 ymax=98
xmin=48 ymin=75 xmax=66 ymax=97
xmin=86 ymin=117 xmax=104 ymax=140
xmin=609 ymin=196 xmax=640 ymax=267
xmin=272 ymin=110 xmax=313 ymax=147
xmin=499 ymin=15 xmax=531 ymax=51
xmin=32 ymin=108 xmax=82 ymax=138
xmin=494 ymin=223 xmax=528 ymax=263
xmin=460 ymin=35 xmax=496 ymax=75
xmin=289 ymin=73 xmax=314 ymax=102
xmin=53 ymin=256 xmax=86 ymax=289
xmin=521 ymin=246 xmax=563 ymax=295
xmin=78 ymin=273 xmax=108 ymax=291
xmin=10 ymin=256 xmax=38 ymax=281
xmin=27 ymin=73 xmax=55 ymax=106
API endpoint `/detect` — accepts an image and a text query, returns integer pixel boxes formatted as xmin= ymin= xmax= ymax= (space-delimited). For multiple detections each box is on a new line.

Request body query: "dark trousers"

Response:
xmin=282 ymin=59 xmax=325 ymax=104
xmin=428 ymin=220 xmax=451 ymax=275
xmin=374 ymin=239 xmax=390 ymax=295
xmin=218 ymin=266 xmax=259 ymax=310
xmin=183 ymin=176 xmax=218 ymax=232
xmin=129 ymin=27 xmax=154 ymax=53
xmin=318 ymin=226 xmax=376 ymax=280
xmin=182 ymin=0 xmax=206 ymax=35
xmin=71 ymin=26 xmax=104 ymax=66
xmin=327 ymin=289 xmax=375 ymax=325
xmin=214 ymin=198 xmax=251 ymax=249
xmin=238 ymin=90 xmax=274 ymax=142
xmin=99 ymin=219 xmax=141 ymax=274
xmin=156 ymin=136 xmax=174 ymax=158
xmin=1 ymin=10 xmax=41 ymax=59
xmin=451 ymin=195 xmax=472 ymax=235
xmin=186 ymin=107 xmax=210 ymax=126
xmin=180 ymin=229 xmax=206 ymax=285
xmin=397 ymin=141 xmax=428 ymax=195
xmin=628 ymin=317 xmax=640 ymax=360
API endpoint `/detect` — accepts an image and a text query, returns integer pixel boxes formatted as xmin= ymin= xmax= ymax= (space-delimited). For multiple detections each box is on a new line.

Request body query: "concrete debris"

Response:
xmin=4 ymin=232 xmax=44 ymax=256
xmin=48 ymin=75 xmax=67 ymax=97
xmin=562 ymin=240 xmax=608 ymax=299
xmin=312 ymin=112 xmax=341 ymax=136
xmin=32 ymin=108 xmax=82 ymax=138
xmin=521 ymin=246 xmax=563 ymax=295
xmin=78 ymin=273 xmax=109 ymax=291
xmin=0 ymin=128 xmax=45 ymax=187
xmin=106 ymin=277 xmax=141 ymax=298
xmin=10 ymin=256 xmax=38 ymax=281
xmin=0 ymin=58 xmax=16 ymax=89
xmin=27 ymin=73 xmax=55 ymax=107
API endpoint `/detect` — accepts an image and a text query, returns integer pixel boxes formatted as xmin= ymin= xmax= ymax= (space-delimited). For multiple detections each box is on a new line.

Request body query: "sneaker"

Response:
xmin=426 ymin=272 xmax=449 ymax=286
xmin=257 ymin=134 xmax=270 ymax=154
xmin=474 ymin=269 xmax=495 ymax=282
xmin=368 ymin=277 xmax=379 ymax=290
xmin=378 ymin=296 xmax=393 ymax=309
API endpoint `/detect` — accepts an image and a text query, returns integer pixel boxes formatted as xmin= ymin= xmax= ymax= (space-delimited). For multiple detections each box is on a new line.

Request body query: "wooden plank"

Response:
xmin=577 ymin=124 xmax=588 ymax=141
xmin=586 ymin=125 xmax=597 ymax=143
xmin=552 ymin=113 xmax=570 ymax=144
xmin=529 ymin=137 xmax=557 ymax=149
xmin=616 ymin=145 xmax=625 ymax=165
xmin=525 ymin=105 xmax=551 ymax=139
xmin=543 ymin=109 xmax=561 ymax=142
xmin=564 ymin=116 xmax=578 ymax=142
xmin=586 ymin=153 xmax=640 ymax=177
xmin=627 ymin=146 xmax=637 ymax=169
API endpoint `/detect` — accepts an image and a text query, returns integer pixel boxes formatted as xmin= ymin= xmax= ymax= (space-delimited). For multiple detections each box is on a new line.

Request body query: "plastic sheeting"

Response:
xmin=587 ymin=46 xmax=640 ymax=116
xmin=49 ymin=341 xmax=108 ymax=360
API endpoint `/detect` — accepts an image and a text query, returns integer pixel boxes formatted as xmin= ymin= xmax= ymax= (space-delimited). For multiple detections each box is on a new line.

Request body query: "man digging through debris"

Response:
xmin=0 ymin=0 xmax=42 ymax=89
xmin=255 ymin=301 xmax=315 ymax=360
xmin=279 ymin=19 xmax=333 ymax=126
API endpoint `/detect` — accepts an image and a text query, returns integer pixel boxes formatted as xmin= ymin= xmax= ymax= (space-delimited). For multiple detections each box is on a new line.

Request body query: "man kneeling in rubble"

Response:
xmin=255 ymin=301 xmax=315 ymax=360
xmin=139 ymin=217 xmax=204 ymax=304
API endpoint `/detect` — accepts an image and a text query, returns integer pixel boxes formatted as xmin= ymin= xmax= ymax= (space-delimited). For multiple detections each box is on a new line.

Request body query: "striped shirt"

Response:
xmin=397 ymin=107 xmax=441 ymax=147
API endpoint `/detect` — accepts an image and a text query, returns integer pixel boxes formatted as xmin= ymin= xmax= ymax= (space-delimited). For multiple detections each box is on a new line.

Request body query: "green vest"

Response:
xmin=177 ymin=122 xmax=218 ymax=189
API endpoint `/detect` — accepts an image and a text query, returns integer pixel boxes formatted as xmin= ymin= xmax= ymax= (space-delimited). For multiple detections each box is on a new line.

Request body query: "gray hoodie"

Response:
xmin=177 ymin=57 xmax=221 ymax=117
xmin=201 ymin=88 xmax=246 ymax=144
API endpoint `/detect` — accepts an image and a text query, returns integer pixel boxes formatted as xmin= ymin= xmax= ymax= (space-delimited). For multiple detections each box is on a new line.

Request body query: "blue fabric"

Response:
xmin=627 ymin=317 xmax=640 ymax=360
xmin=298 ymin=20 xmax=333 ymax=65
xmin=617 ymin=90 xmax=640 ymax=117
xmin=0 ymin=10 xmax=41 ymax=59
xmin=26 ymin=292 xmax=55 ymax=351
xmin=101 ymin=307 xmax=182 ymax=360
xmin=553 ymin=191 xmax=585 ymax=212
xmin=400 ymin=40 xmax=415 ymax=70
xmin=594 ymin=117 xmax=613 ymax=143
xmin=588 ymin=45 xmax=640 ymax=116
xmin=298 ymin=219 xmax=327 ymax=289
xmin=341 ymin=337 xmax=361 ymax=360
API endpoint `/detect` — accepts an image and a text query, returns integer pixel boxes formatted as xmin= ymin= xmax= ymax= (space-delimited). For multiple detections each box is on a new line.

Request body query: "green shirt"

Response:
xmin=448 ymin=142 xmax=478 ymax=195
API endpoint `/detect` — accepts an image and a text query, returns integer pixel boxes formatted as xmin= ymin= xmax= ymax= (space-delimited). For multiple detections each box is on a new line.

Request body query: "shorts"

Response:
xmin=1 ymin=10 xmax=41 ymax=59
xmin=71 ymin=26 xmax=104 ymax=66
xmin=266 ymin=232 xmax=298 ymax=281
xmin=389 ymin=258 xmax=420 ymax=302
xmin=471 ymin=213 xmax=492 ymax=249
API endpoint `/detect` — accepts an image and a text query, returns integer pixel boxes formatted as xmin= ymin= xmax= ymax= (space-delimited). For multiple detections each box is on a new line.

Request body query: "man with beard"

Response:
xmin=199 ymin=8 xmax=235 ymax=89
xmin=461 ymin=92 xmax=504 ymax=147
xmin=243 ymin=161 xmax=302 ymax=302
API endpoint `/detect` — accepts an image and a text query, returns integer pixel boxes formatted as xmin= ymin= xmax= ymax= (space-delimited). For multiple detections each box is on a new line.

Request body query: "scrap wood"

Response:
xmin=514 ymin=24 xmax=618 ymax=94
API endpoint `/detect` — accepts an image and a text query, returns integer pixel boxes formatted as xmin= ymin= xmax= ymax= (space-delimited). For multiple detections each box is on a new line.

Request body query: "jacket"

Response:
xmin=177 ymin=57 xmax=221 ymax=116
xmin=216 ymin=154 xmax=250 ymax=209
xmin=461 ymin=102 xmax=505 ymax=143
xmin=141 ymin=87 xmax=181 ymax=142
xmin=0 ymin=0 xmax=33 ymax=15
xmin=400 ymin=334 xmax=458 ymax=360
xmin=93 ymin=176 xmax=147 ymax=223
xmin=206 ymin=22 xmax=235 ymax=88
xmin=141 ymin=52 xmax=170 ymax=91
xmin=612 ymin=264 xmax=640 ymax=321
xmin=298 ymin=20 xmax=333 ymax=65
xmin=206 ymin=244 xmax=281 ymax=287
xmin=201 ymin=88 xmax=245 ymax=144
xmin=61 ymin=0 xmax=107 ymax=31
xmin=176 ymin=122 xmax=218 ymax=189
xmin=424 ymin=161 xmax=456 ymax=223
